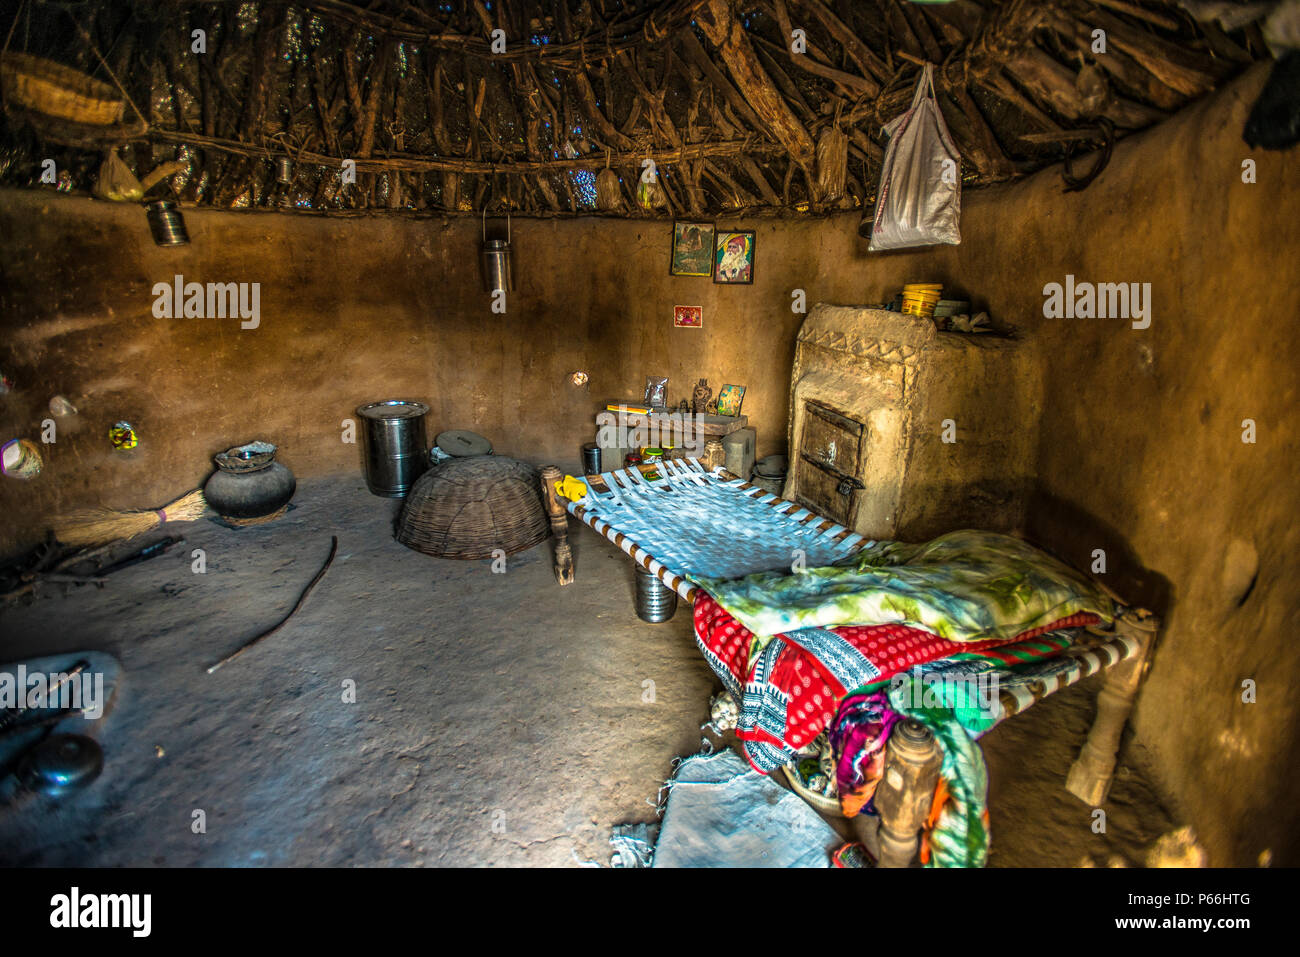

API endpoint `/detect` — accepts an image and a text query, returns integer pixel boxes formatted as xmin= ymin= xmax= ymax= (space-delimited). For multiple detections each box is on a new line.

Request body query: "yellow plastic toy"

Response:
xmin=554 ymin=475 xmax=588 ymax=503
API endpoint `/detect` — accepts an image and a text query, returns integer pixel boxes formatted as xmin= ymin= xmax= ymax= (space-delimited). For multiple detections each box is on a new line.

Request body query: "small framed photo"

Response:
xmin=670 ymin=221 xmax=715 ymax=276
xmin=674 ymin=305 xmax=703 ymax=328
xmin=716 ymin=384 xmax=746 ymax=416
xmin=713 ymin=230 xmax=755 ymax=284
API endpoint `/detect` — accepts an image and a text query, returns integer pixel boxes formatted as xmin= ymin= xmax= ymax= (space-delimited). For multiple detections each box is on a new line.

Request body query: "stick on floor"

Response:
xmin=206 ymin=535 xmax=339 ymax=675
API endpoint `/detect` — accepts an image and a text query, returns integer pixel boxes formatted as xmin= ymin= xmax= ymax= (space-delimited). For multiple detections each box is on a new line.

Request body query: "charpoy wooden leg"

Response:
xmin=873 ymin=719 xmax=942 ymax=867
xmin=539 ymin=465 xmax=574 ymax=585
xmin=1066 ymin=611 xmax=1158 ymax=805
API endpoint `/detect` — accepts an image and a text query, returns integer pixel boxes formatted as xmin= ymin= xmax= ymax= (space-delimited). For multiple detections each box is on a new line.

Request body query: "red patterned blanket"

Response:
xmin=693 ymin=592 xmax=1098 ymax=772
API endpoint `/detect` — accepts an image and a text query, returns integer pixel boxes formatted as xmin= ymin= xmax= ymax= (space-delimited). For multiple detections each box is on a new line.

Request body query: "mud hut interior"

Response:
xmin=0 ymin=0 xmax=1297 ymax=872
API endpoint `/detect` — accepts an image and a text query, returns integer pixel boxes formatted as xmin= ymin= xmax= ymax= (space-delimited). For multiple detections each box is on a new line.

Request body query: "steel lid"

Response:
xmin=435 ymin=430 xmax=493 ymax=456
xmin=356 ymin=400 xmax=430 ymax=420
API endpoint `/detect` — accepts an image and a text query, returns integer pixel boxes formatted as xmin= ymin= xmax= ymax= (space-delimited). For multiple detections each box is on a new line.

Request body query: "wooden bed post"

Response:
xmin=539 ymin=465 xmax=575 ymax=585
xmin=873 ymin=719 xmax=942 ymax=867
xmin=1065 ymin=611 xmax=1158 ymax=805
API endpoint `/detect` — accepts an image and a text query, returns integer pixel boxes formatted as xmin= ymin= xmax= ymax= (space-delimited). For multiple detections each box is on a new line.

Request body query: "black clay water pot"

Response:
xmin=204 ymin=441 xmax=296 ymax=522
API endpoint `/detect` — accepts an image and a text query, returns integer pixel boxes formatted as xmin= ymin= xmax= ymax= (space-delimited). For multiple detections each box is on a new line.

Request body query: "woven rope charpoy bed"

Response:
xmin=538 ymin=458 xmax=1159 ymax=868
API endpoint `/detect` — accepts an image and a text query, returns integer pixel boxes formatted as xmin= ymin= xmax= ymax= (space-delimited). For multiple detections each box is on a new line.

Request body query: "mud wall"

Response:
xmin=0 ymin=193 xmax=859 ymax=559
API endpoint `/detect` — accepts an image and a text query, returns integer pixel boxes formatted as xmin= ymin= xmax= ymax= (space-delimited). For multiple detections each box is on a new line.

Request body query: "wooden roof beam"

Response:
xmin=789 ymin=0 xmax=891 ymax=86
xmin=696 ymin=0 xmax=817 ymax=175
xmin=676 ymin=29 xmax=767 ymax=133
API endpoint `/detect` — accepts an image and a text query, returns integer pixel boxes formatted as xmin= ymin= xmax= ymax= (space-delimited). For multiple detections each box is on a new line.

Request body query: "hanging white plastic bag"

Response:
xmin=867 ymin=64 xmax=961 ymax=251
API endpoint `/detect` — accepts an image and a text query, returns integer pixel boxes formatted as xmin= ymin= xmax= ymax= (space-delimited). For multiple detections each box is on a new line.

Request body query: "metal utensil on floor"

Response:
xmin=16 ymin=734 xmax=103 ymax=797
xmin=634 ymin=566 xmax=677 ymax=623
xmin=145 ymin=200 xmax=189 ymax=246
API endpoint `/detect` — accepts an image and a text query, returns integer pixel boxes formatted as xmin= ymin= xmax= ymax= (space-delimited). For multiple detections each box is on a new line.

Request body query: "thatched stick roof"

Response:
xmin=0 ymin=0 xmax=1271 ymax=216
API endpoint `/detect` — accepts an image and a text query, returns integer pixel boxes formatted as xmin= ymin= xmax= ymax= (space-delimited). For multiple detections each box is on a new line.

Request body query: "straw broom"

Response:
xmin=52 ymin=490 xmax=208 ymax=547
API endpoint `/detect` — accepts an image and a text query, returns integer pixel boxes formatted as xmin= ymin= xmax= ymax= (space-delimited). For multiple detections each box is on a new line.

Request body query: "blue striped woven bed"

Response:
xmin=568 ymin=458 xmax=866 ymax=584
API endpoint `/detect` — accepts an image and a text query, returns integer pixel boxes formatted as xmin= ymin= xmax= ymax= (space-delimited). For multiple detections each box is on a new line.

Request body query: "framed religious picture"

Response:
xmin=674 ymin=305 xmax=703 ymax=328
xmin=716 ymin=384 xmax=746 ymax=416
xmin=670 ymin=221 xmax=715 ymax=276
xmin=713 ymin=230 xmax=755 ymax=284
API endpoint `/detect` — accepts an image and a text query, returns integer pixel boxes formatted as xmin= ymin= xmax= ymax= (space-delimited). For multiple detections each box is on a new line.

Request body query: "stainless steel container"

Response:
xmin=356 ymin=400 xmax=430 ymax=497
xmin=582 ymin=442 xmax=601 ymax=476
xmin=18 ymin=734 xmax=103 ymax=797
xmin=481 ymin=240 xmax=512 ymax=292
xmin=634 ymin=566 xmax=677 ymax=623
xmin=145 ymin=200 xmax=189 ymax=247
xmin=481 ymin=209 xmax=513 ymax=292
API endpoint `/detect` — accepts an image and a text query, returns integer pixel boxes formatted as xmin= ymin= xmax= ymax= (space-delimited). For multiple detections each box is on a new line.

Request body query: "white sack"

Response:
xmin=868 ymin=63 xmax=962 ymax=251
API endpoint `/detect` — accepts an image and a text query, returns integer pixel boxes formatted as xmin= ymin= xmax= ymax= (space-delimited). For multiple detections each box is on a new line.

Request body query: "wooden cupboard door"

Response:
xmin=796 ymin=401 xmax=865 ymax=525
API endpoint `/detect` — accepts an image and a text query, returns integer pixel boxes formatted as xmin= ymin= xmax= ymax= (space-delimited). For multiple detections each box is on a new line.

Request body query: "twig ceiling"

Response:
xmin=0 ymin=0 xmax=1271 ymax=217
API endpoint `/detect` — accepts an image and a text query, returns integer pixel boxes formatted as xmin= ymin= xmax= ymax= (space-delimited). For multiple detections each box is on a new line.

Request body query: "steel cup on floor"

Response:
xmin=634 ymin=565 xmax=677 ymax=623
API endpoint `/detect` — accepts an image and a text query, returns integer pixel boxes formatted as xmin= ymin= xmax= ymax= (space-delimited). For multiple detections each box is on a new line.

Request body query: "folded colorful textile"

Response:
xmin=828 ymin=692 xmax=900 ymax=816
xmin=695 ymin=529 xmax=1114 ymax=640
xmin=694 ymin=591 xmax=1096 ymax=772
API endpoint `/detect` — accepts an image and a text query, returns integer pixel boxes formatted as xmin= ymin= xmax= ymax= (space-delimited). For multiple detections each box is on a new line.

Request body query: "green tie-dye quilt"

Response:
xmin=696 ymin=529 xmax=1114 ymax=642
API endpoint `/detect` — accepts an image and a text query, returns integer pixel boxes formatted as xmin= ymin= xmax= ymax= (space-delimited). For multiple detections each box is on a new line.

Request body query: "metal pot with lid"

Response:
xmin=357 ymin=400 xmax=431 ymax=497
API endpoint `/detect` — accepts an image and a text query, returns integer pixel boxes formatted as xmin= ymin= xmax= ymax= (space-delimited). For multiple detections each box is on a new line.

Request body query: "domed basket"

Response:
xmin=396 ymin=455 xmax=549 ymax=560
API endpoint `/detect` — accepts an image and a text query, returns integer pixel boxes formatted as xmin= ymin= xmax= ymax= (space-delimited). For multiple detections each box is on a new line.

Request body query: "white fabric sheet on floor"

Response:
xmin=649 ymin=748 xmax=839 ymax=868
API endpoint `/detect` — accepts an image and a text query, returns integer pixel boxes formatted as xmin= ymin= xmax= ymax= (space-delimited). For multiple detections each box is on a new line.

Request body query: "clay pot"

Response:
xmin=204 ymin=441 xmax=295 ymax=520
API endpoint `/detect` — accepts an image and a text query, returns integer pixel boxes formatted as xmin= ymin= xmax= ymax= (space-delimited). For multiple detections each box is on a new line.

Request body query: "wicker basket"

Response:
xmin=0 ymin=52 xmax=125 ymax=126
xmin=396 ymin=455 xmax=549 ymax=560
xmin=2 ymin=100 xmax=146 ymax=148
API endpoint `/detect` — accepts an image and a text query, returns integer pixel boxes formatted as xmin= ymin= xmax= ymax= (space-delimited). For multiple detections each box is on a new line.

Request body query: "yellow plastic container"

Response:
xmin=902 ymin=292 xmax=940 ymax=317
xmin=900 ymin=282 xmax=942 ymax=318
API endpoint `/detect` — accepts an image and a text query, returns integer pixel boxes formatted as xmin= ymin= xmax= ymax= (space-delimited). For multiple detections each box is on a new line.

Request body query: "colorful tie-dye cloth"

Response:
xmin=822 ymin=676 xmax=1003 ymax=868
xmin=886 ymin=676 xmax=992 ymax=868
xmin=695 ymin=529 xmax=1115 ymax=641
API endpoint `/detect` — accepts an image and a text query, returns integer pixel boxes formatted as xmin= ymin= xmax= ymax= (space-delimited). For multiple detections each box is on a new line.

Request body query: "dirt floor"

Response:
xmin=0 ymin=476 xmax=1178 ymax=866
